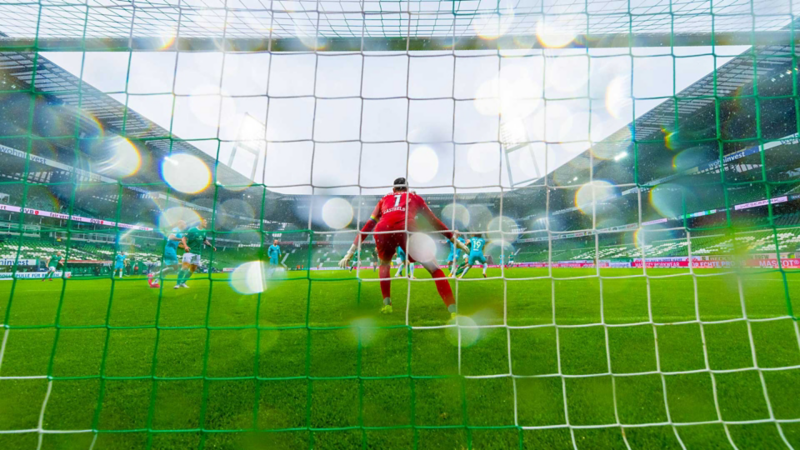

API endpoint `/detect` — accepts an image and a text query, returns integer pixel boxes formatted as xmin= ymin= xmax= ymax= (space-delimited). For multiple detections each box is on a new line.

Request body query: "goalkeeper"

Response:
xmin=339 ymin=177 xmax=469 ymax=318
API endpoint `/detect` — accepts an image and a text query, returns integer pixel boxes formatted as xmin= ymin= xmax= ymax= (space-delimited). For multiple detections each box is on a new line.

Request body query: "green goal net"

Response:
xmin=1 ymin=0 xmax=800 ymax=449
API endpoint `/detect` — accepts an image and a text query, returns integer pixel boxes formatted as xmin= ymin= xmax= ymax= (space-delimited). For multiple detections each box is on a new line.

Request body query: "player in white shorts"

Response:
xmin=175 ymin=219 xmax=215 ymax=289
xmin=182 ymin=252 xmax=201 ymax=266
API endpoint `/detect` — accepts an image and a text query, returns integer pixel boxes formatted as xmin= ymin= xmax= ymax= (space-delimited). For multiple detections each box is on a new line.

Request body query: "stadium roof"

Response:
xmin=1 ymin=16 xmax=799 ymax=231
xmin=0 ymin=46 xmax=251 ymax=190
xmin=535 ymin=41 xmax=800 ymax=193
xmin=489 ymin=34 xmax=800 ymax=236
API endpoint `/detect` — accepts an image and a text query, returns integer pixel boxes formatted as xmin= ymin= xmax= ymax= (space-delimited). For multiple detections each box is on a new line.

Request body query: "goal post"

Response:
xmin=2 ymin=31 xmax=800 ymax=52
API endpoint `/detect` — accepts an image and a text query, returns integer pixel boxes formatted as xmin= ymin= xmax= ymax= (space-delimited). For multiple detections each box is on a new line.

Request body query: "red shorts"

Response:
xmin=374 ymin=220 xmax=414 ymax=263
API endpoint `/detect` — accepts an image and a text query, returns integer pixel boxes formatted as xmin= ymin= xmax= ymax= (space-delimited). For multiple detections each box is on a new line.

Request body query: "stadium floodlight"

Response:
xmin=500 ymin=118 xmax=541 ymax=187
xmin=228 ymin=113 xmax=266 ymax=182
xmin=614 ymin=151 xmax=629 ymax=161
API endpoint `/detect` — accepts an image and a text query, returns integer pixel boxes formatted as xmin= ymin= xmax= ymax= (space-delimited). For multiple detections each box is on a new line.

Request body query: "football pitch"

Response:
xmin=1 ymin=267 xmax=800 ymax=449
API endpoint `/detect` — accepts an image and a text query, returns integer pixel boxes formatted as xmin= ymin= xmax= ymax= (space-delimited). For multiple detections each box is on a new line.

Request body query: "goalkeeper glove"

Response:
xmin=338 ymin=244 xmax=357 ymax=269
xmin=452 ymin=236 xmax=469 ymax=254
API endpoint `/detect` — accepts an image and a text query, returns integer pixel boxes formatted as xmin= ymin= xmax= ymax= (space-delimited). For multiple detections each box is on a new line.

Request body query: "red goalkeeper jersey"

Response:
xmin=354 ymin=191 xmax=453 ymax=244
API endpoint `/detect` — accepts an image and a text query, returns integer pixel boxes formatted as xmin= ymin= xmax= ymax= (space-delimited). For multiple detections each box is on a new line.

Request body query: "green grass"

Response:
xmin=1 ymin=267 xmax=800 ymax=449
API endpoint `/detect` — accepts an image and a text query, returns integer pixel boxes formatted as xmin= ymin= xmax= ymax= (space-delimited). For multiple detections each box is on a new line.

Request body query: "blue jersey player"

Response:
xmin=267 ymin=239 xmax=282 ymax=276
xmin=394 ymin=245 xmax=415 ymax=278
xmin=157 ymin=220 xmax=185 ymax=282
xmin=456 ymin=234 xmax=488 ymax=279
xmin=113 ymin=251 xmax=128 ymax=279
xmin=446 ymin=231 xmax=467 ymax=276
xmin=268 ymin=239 xmax=281 ymax=265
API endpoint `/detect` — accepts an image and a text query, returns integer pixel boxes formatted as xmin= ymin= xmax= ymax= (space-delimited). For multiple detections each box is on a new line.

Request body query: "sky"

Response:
xmin=42 ymin=44 xmax=750 ymax=195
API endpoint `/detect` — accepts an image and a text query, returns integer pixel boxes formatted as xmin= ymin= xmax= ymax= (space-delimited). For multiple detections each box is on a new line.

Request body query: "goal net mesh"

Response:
xmin=0 ymin=0 xmax=799 ymax=448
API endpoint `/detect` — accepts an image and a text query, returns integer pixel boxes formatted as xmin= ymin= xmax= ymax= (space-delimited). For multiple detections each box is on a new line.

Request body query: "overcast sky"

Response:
xmin=43 ymin=45 xmax=749 ymax=195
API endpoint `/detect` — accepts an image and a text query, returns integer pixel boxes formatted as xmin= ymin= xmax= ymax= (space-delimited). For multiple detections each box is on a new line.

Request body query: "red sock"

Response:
xmin=379 ymin=265 xmax=391 ymax=301
xmin=431 ymin=269 xmax=455 ymax=308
